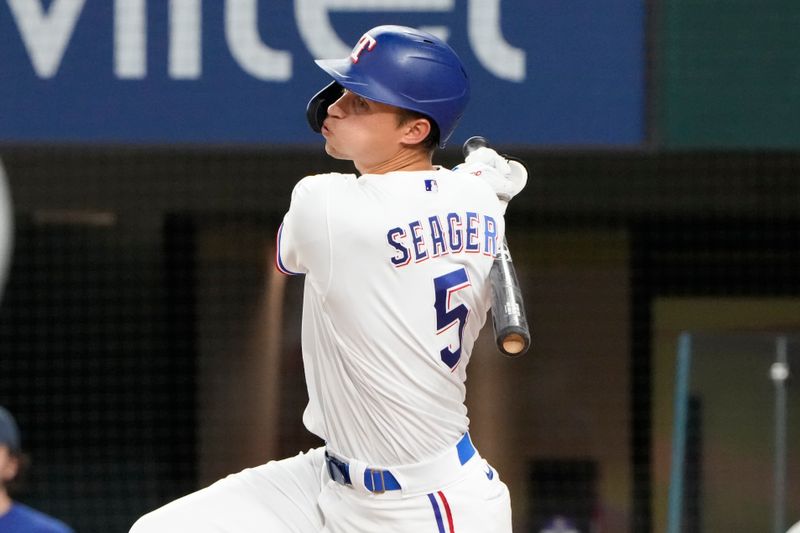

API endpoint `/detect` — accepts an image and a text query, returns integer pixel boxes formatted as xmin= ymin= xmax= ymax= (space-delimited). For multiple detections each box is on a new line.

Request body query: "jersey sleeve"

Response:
xmin=276 ymin=174 xmax=336 ymax=291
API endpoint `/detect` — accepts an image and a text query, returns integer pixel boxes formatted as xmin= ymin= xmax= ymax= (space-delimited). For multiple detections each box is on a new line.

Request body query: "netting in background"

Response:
xmin=0 ymin=148 xmax=344 ymax=530
xmin=0 ymin=148 xmax=797 ymax=533
xmin=668 ymin=334 xmax=800 ymax=533
xmin=0 ymin=218 xmax=190 ymax=527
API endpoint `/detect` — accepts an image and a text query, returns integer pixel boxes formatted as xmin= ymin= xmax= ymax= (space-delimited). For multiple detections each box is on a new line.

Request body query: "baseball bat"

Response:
xmin=462 ymin=136 xmax=531 ymax=357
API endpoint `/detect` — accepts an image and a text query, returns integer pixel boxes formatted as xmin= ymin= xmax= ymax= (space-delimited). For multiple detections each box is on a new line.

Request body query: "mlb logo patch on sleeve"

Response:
xmin=425 ymin=179 xmax=438 ymax=192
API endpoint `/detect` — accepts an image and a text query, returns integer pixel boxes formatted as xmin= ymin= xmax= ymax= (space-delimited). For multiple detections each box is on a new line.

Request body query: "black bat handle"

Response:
xmin=462 ymin=135 xmax=490 ymax=157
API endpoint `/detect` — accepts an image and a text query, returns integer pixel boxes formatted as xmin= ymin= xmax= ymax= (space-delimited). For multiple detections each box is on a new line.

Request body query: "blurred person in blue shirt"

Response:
xmin=0 ymin=406 xmax=73 ymax=533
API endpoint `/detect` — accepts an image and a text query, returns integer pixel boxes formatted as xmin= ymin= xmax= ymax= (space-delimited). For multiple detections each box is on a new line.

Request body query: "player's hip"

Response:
xmin=319 ymin=434 xmax=512 ymax=532
xmin=319 ymin=456 xmax=511 ymax=533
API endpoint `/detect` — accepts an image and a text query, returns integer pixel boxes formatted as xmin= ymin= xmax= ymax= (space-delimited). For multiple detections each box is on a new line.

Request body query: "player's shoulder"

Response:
xmin=441 ymin=167 xmax=504 ymax=208
xmin=292 ymin=172 xmax=357 ymax=199
xmin=298 ymin=172 xmax=356 ymax=187
xmin=443 ymin=165 xmax=489 ymax=187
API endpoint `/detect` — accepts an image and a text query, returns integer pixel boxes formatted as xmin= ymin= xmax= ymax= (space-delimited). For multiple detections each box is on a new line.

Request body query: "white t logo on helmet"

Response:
xmin=350 ymin=34 xmax=377 ymax=64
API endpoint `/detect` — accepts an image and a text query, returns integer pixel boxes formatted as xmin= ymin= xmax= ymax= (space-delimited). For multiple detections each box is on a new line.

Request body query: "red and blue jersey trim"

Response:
xmin=275 ymin=223 xmax=301 ymax=275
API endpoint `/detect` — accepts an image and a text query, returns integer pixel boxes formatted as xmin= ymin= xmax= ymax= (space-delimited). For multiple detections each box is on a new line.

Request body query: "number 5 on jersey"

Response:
xmin=434 ymin=267 xmax=471 ymax=369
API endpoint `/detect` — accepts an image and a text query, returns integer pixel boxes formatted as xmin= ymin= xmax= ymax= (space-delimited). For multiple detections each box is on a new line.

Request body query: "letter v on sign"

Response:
xmin=7 ymin=0 xmax=87 ymax=78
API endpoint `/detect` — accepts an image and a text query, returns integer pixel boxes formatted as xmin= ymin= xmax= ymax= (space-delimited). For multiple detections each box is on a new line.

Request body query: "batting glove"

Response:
xmin=455 ymin=147 xmax=528 ymax=210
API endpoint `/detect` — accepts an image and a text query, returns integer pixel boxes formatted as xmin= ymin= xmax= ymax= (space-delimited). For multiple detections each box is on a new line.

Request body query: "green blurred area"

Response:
xmin=660 ymin=0 xmax=800 ymax=148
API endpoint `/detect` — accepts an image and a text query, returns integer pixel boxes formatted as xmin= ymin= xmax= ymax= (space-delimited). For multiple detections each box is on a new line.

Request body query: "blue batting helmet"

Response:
xmin=306 ymin=25 xmax=470 ymax=148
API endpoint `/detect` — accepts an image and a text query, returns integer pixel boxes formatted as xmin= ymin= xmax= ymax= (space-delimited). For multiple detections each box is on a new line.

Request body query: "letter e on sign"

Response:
xmin=350 ymin=34 xmax=377 ymax=63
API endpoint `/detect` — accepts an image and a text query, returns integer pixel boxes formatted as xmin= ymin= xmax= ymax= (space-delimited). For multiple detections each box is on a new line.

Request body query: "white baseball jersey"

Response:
xmin=130 ymin=168 xmax=513 ymax=533
xmin=277 ymin=167 xmax=505 ymax=465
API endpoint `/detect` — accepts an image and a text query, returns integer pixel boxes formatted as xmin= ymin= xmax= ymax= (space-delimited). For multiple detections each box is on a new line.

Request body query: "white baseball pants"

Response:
xmin=129 ymin=444 xmax=512 ymax=533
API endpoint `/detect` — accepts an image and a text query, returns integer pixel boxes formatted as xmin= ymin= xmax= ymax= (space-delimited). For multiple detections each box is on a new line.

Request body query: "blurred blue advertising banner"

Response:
xmin=0 ymin=0 xmax=644 ymax=147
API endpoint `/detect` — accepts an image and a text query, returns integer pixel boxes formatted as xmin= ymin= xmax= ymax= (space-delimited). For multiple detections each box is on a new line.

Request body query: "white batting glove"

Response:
xmin=455 ymin=147 xmax=528 ymax=210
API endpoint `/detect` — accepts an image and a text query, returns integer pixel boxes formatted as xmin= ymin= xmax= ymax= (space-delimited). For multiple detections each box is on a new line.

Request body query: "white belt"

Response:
xmin=324 ymin=432 xmax=480 ymax=496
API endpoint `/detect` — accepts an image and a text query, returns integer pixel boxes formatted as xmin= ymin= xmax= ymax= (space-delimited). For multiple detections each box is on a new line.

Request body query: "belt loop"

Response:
xmin=456 ymin=432 xmax=476 ymax=465
xmin=366 ymin=469 xmax=386 ymax=493
xmin=325 ymin=451 xmax=352 ymax=485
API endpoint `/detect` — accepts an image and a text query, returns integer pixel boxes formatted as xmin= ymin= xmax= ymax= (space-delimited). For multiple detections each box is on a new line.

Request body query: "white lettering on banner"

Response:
xmin=115 ymin=0 xmax=202 ymax=79
xmin=115 ymin=0 xmax=146 ymax=78
xmin=170 ymin=0 xmax=201 ymax=79
xmin=468 ymin=0 xmax=525 ymax=82
xmin=7 ymin=0 xmax=524 ymax=82
xmin=226 ymin=0 xmax=291 ymax=81
xmin=7 ymin=0 xmax=86 ymax=78
xmin=294 ymin=0 xmax=452 ymax=59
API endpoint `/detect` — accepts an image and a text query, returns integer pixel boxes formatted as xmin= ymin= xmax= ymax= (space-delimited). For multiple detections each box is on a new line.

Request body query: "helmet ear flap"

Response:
xmin=306 ymin=81 xmax=344 ymax=133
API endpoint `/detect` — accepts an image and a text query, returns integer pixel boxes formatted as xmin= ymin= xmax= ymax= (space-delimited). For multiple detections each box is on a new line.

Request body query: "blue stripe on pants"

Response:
xmin=427 ymin=493 xmax=446 ymax=533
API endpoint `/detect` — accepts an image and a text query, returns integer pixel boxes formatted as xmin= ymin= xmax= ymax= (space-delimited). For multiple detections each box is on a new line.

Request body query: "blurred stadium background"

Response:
xmin=0 ymin=1 xmax=798 ymax=532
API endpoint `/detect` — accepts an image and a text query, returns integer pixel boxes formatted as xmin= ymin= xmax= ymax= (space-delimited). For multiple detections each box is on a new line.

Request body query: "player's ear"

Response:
xmin=400 ymin=117 xmax=432 ymax=147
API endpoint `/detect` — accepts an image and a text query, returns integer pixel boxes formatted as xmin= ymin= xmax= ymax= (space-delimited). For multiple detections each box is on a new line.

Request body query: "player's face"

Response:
xmin=321 ymin=90 xmax=431 ymax=174
xmin=0 ymin=445 xmax=18 ymax=486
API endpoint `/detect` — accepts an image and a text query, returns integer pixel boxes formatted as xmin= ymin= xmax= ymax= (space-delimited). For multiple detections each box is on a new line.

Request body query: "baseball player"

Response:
xmin=0 ymin=406 xmax=75 ymax=533
xmin=130 ymin=25 xmax=526 ymax=533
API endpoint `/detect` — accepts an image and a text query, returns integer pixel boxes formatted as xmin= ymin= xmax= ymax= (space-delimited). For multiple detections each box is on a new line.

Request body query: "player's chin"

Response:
xmin=323 ymin=142 xmax=348 ymax=161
